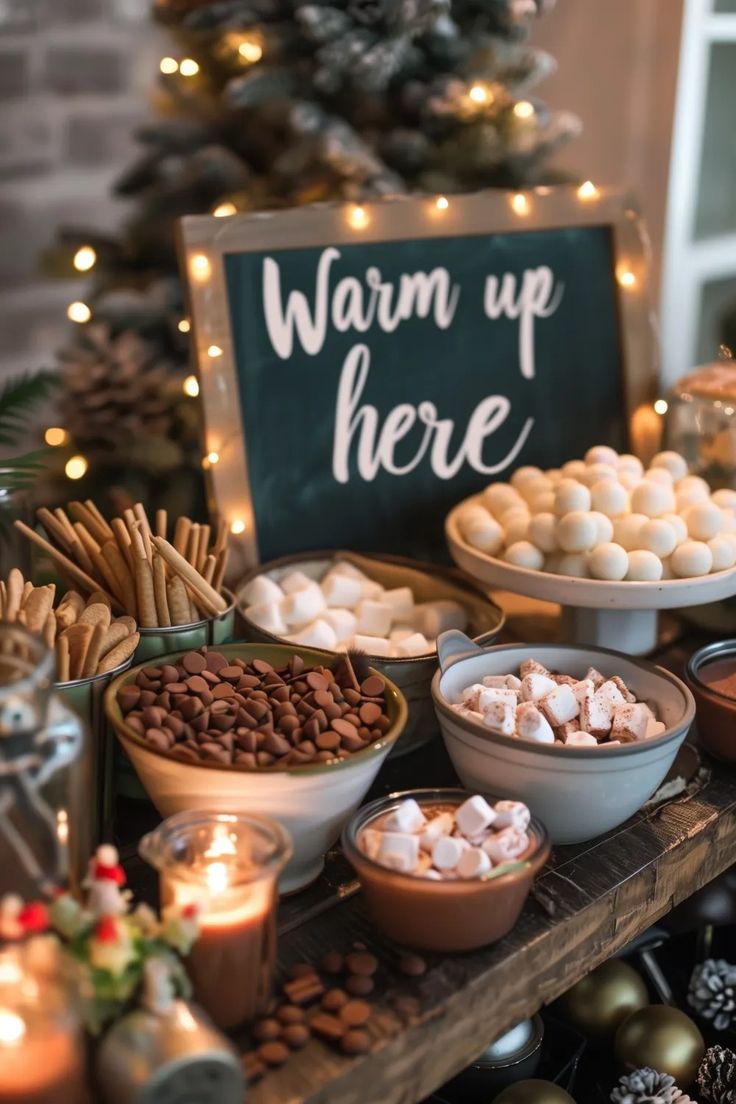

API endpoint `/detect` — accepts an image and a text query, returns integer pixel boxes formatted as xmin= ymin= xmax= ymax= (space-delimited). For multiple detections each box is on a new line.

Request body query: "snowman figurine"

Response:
xmin=85 ymin=845 xmax=129 ymax=917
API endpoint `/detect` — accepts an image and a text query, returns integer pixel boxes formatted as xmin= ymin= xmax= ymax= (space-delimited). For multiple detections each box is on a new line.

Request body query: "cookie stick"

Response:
xmin=212 ymin=548 xmax=229 ymax=595
xmin=152 ymin=553 xmax=171 ymax=627
xmin=55 ymin=634 xmax=70 ymax=683
xmin=36 ymin=508 xmax=75 ymax=553
xmin=111 ymin=518 xmax=135 ymax=574
xmin=67 ymin=501 xmax=109 ymax=547
xmin=196 ymin=525 xmax=210 ymax=573
xmin=14 ymin=521 xmax=121 ymax=611
xmin=84 ymin=500 xmax=113 ymax=542
xmin=133 ymin=503 xmax=153 ymax=564
xmin=173 ymin=516 xmax=192 ymax=556
xmin=152 ymin=537 xmax=227 ymax=613
xmin=101 ymin=540 xmax=137 ymax=617
xmin=166 ymin=575 xmax=191 ymax=626
xmin=131 ymin=527 xmax=157 ymax=628
xmin=155 ymin=509 xmax=167 ymax=540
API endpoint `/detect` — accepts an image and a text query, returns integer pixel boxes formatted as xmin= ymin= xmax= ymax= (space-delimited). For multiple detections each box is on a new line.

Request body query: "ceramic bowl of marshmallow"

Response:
xmin=432 ymin=635 xmax=694 ymax=845
xmin=342 ymin=788 xmax=550 ymax=951
xmin=237 ymin=552 xmax=504 ymax=756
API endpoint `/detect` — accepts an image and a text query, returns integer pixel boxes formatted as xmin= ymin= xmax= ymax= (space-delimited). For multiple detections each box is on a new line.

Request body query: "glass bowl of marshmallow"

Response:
xmin=342 ymin=788 xmax=550 ymax=951
xmin=236 ymin=551 xmax=504 ymax=755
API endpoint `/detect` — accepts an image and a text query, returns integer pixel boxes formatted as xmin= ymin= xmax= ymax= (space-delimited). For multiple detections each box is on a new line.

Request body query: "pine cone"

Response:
xmin=610 ymin=1067 xmax=695 ymax=1104
xmin=689 ymin=960 xmax=736 ymax=1031
xmin=698 ymin=1045 xmax=736 ymax=1104
xmin=58 ymin=326 xmax=180 ymax=455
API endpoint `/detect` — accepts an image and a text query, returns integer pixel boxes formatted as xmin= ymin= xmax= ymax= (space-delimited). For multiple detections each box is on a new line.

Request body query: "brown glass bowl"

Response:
xmin=342 ymin=788 xmax=550 ymax=952
xmin=686 ymin=639 xmax=736 ymax=763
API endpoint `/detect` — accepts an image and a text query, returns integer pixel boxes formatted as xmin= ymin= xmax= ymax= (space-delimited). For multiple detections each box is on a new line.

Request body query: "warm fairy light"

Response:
xmin=577 ymin=180 xmax=599 ymax=201
xmin=468 ymin=83 xmax=490 ymax=105
xmin=230 ymin=518 xmax=246 ymax=535
xmin=348 ymin=205 xmax=368 ymax=229
xmin=513 ymin=100 xmax=535 ymax=119
xmin=511 ymin=192 xmax=530 ymax=216
xmin=44 ymin=426 xmax=68 ymax=447
xmin=56 ymin=809 xmax=69 ymax=845
xmin=238 ymin=39 xmax=263 ymax=63
xmin=0 ymin=1010 xmax=25 ymax=1047
xmin=73 ymin=245 xmax=96 ymax=272
xmin=183 ymin=375 xmax=200 ymax=397
xmin=190 ymin=253 xmax=211 ymax=281
xmin=178 ymin=318 xmax=191 ymax=333
xmin=213 ymin=202 xmax=236 ymax=217
xmin=654 ymin=399 xmax=669 ymax=416
xmin=67 ymin=300 xmax=91 ymax=323
xmin=160 ymin=56 xmax=179 ymax=74
xmin=207 ymin=344 xmax=223 ymax=357
xmin=179 ymin=58 xmax=199 ymax=77
xmin=65 ymin=455 xmax=88 ymax=480
xmin=206 ymin=451 xmax=220 ymax=465
xmin=617 ymin=268 xmax=637 ymax=288
xmin=435 ymin=196 xmax=449 ymax=211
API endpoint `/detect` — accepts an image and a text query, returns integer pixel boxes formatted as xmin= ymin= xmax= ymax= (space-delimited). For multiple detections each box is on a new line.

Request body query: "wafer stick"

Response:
xmin=14 ymin=521 xmax=120 ymax=610
xmin=155 ymin=509 xmax=167 ymax=540
xmin=133 ymin=503 xmax=153 ymax=563
xmin=56 ymin=634 xmax=70 ymax=682
xmin=43 ymin=611 xmax=56 ymax=649
xmin=90 ymin=548 xmax=125 ymax=605
xmin=152 ymin=554 xmax=171 ymax=627
xmin=56 ymin=590 xmax=85 ymax=628
xmin=37 ymin=508 xmax=74 ymax=553
xmin=23 ymin=585 xmax=55 ymax=634
xmin=68 ymin=501 xmax=109 ymax=547
xmin=21 ymin=580 xmax=33 ymax=605
xmin=173 ymin=516 xmax=192 ymax=557
xmin=82 ymin=622 xmax=106 ymax=679
xmin=196 ymin=525 xmax=210 ymax=573
xmin=111 ymin=518 xmax=135 ymax=574
xmin=213 ymin=517 xmax=228 ymax=560
xmin=85 ymin=500 xmax=113 ymax=542
xmin=153 ymin=537 xmax=227 ymax=613
xmin=0 ymin=580 xmax=6 ymax=617
xmin=63 ymin=623 xmax=93 ymax=680
xmin=167 ymin=576 xmax=191 ymax=626
xmin=101 ymin=541 xmax=136 ymax=617
xmin=73 ymin=521 xmax=100 ymax=564
xmin=53 ymin=507 xmax=77 ymax=546
xmin=134 ymin=558 xmax=157 ymax=628
xmin=6 ymin=568 xmax=25 ymax=621
xmin=185 ymin=523 xmax=200 ymax=568
xmin=202 ymin=554 xmax=216 ymax=586
xmin=213 ymin=548 xmax=229 ymax=594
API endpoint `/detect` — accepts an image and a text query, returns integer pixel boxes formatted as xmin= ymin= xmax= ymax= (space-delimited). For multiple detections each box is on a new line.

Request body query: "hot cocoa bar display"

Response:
xmin=7 ymin=186 xmax=736 ymax=1104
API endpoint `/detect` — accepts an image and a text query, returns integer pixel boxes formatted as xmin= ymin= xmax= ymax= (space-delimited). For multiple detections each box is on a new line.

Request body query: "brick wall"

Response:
xmin=0 ymin=0 xmax=160 ymax=381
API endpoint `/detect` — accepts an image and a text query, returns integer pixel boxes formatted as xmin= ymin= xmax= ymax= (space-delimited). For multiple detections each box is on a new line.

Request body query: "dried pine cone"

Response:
xmin=611 ymin=1067 xmax=695 ymax=1104
xmin=58 ymin=326 xmax=178 ymax=454
xmin=698 ymin=1045 xmax=736 ymax=1104
xmin=689 ymin=959 xmax=736 ymax=1031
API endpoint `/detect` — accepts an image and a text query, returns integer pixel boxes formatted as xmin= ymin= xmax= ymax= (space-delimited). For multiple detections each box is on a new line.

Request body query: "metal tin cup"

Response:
xmin=442 ymin=1016 xmax=545 ymax=1101
xmin=55 ymin=656 xmax=135 ymax=849
xmin=133 ymin=589 xmax=236 ymax=664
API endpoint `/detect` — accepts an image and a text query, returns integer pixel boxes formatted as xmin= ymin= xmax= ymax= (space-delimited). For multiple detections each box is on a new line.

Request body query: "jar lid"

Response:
xmin=471 ymin=1014 xmax=544 ymax=1069
xmin=675 ymin=361 xmax=736 ymax=402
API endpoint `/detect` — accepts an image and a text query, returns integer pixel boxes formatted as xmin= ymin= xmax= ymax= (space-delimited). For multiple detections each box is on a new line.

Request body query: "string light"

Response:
xmin=179 ymin=58 xmax=199 ymax=77
xmin=511 ymin=192 xmax=530 ymax=216
xmin=73 ymin=245 xmax=96 ymax=272
xmin=190 ymin=253 xmax=211 ymax=281
xmin=0 ymin=1011 xmax=25 ymax=1046
xmin=159 ymin=56 xmax=179 ymax=74
xmin=67 ymin=301 xmax=91 ymax=323
xmin=468 ymin=83 xmax=491 ymax=105
xmin=238 ymin=39 xmax=263 ymax=63
xmin=178 ymin=318 xmax=191 ymax=333
xmin=513 ymin=100 xmax=535 ymax=119
xmin=654 ymin=399 xmax=669 ymax=416
xmin=207 ymin=344 xmax=223 ymax=357
xmin=44 ymin=427 xmax=68 ymax=447
xmin=65 ymin=455 xmax=88 ymax=480
xmin=183 ymin=375 xmax=200 ymax=397
xmin=577 ymin=180 xmax=599 ymax=201
xmin=617 ymin=268 xmax=637 ymax=289
xmin=348 ymin=205 xmax=368 ymax=229
xmin=435 ymin=196 xmax=449 ymax=211
xmin=206 ymin=451 xmax=220 ymax=465
xmin=230 ymin=518 xmax=246 ymax=535
xmin=213 ymin=202 xmax=236 ymax=217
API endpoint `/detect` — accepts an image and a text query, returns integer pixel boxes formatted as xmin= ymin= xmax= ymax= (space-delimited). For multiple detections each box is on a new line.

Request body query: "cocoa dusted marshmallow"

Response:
xmin=539 ymin=683 xmax=579 ymax=726
xmin=457 ymin=847 xmax=491 ymax=879
xmin=493 ymin=801 xmax=531 ymax=831
xmin=565 ymin=731 xmax=598 ymax=747
xmin=611 ymin=702 xmax=651 ymax=743
xmin=420 ymin=812 xmax=454 ymax=851
xmin=483 ymin=827 xmax=529 ymax=864
xmin=520 ymin=672 xmax=557 ymax=702
xmin=478 ymin=687 xmax=519 ymax=711
xmin=482 ymin=700 xmax=516 ymax=737
xmin=520 ymin=658 xmax=551 ymax=679
xmin=516 ymin=704 xmax=554 ymax=744
xmin=384 ymin=798 xmax=426 ymax=834
xmin=483 ymin=674 xmax=522 ymax=692
xmin=454 ymin=795 xmax=496 ymax=837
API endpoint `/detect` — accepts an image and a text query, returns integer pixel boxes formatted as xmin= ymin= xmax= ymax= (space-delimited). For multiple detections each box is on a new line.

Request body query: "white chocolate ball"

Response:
xmin=650 ymin=450 xmax=688 ymax=482
xmin=645 ymin=466 xmax=674 ymax=486
xmin=556 ymin=511 xmax=598 ymax=553
xmin=683 ymin=501 xmax=722 ymax=541
xmin=528 ymin=512 xmax=558 ymax=553
xmin=637 ymin=519 xmax=677 ymax=558
xmin=618 ymin=470 xmax=643 ymax=492
xmin=554 ymin=479 xmax=591 ymax=516
xmin=510 ymin=465 xmax=544 ymax=490
xmin=713 ymin=488 xmax=736 ymax=513
xmin=590 ymin=479 xmax=629 ymax=518
xmin=630 ymin=479 xmax=675 ymax=518
xmin=580 ymin=462 xmax=619 ymax=487
xmin=504 ymin=541 xmax=544 ymax=570
xmin=617 ymin=454 xmax=644 ymax=479
xmin=528 ymin=490 xmax=556 ymax=514
xmin=460 ymin=512 xmax=504 ymax=555
xmin=661 ymin=513 xmax=688 ymax=545
xmin=588 ymin=542 xmax=629 ymax=581
xmin=722 ymin=533 xmax=736 ymax=556
xmin=483 ymin=483 xmax=523 ymax=516
xmin=561 ymin=459 xmax=587 ymax=481
xmin=517 ymin=477 xmax=552 ymax=503
xmin=613 ymin=513 xmax=648 ymax=551
xmin=626 ymin=550 xmax=663 ymax=582
xmin=671 ymin=539 xmax=713 ymax=578
xmin=708 ymin=535 xmax=736 ymax=571
xmin=557 ymin=553 xmax=590 ymax=578
xmin=589 ymin=511 xmax=614 ymax=544
xmin=585 ymin=445 xmax=618 ymax=468
xmin=498 ymin=504 xmax=531 ymax=528
xmin=504 ymin=513 xmax=531 ymax=546
xmin=720 ymin=510 xmax=736 ymax=534
xmin=545 ymin=468 xmax=563 ymax=484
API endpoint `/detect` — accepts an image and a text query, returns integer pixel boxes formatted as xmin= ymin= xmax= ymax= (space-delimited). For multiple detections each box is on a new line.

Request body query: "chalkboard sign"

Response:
xmin=180 ymin=188 xmax=654 ymax=565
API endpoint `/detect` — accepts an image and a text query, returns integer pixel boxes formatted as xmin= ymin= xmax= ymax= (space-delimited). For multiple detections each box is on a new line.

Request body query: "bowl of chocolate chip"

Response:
xmin=432 ymin=634 xmax=695 ymax=845
xmin=105 ymin=644 xmax=407 ymax=892
xmin=342 ymin=789 xmax=550 ymax=951
xmin=686 ymin=639 xmax=736 ymax=762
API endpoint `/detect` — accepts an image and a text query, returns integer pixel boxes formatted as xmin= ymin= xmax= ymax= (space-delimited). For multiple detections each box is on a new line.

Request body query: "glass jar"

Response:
xmin=0 ymin=470 xmax=31 ymax=579
xmin=664 ymin=360 xmax=736 ymax=488
xmin=0 ymin=625 xmax=87 ymax=899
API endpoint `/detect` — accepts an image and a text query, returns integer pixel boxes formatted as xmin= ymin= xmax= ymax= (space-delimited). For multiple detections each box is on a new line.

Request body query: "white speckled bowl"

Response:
xmin=431 ymin=633 xmax=695 ymax=844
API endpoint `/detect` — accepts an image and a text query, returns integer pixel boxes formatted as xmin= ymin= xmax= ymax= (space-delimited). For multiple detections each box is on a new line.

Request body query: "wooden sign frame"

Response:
xmin=179 ymin=186 xmax=655 ymax=567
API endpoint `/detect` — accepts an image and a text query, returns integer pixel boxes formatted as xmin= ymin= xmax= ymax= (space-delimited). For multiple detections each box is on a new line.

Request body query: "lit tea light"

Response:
xmin=617 ymin=268 xmax=637 ymax=289
xmin=183 ymin=375 xmax=200 ymax=397
xmin=238 ymin=39 xmax=263 ymax=63
xmin=0 ymin=1010 xmax=24 ymax=1046
xmin=67 ymin=301 xmax=91 ymax=324
xmin=468 ymin=83 xmax=491 ymax=105
xmin=178 ymin=318 xmax=191 ymax=333
xmin=207 ymin=344 xmax=223 ymax=357
xmin=64 ymin=455 xmax=88 ymax=481
xmin=205 ymin=451 xmax=220 ymax=466
xmin=179 ymin=58 xmax=199 ymax=77
xmin=435 ymin=196 xmax=449 ymax=211
xmin=577 ymin=180 xmax=599 ymax=201
xmin=654 ymin=399 xmax=669 ymax=416
xmin=230 ymin=519 xmax=246 ymax=535
xmin=44 ymin=427 xmax=68 ymax=447
xmin=73 ymin=246 xmax=96 ymax=272
xmin=513 ymin=100 xmax=535 ymax=119
xmin=349 ymin=205 xmax=368 ymax=230
xmin=160 ymin=56 xmax=179 ymax=74
xmin=213 ymin=202 xmax=236 ymax=217
xmin=511 ymin=192 xmax=530 ymax=216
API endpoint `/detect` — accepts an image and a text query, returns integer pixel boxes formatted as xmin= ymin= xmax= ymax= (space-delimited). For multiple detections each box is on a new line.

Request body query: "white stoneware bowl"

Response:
xmin=106 ymin=643 xmax=407 ymax=893
xmin=431 ymin=632 xmax=695 ymax=844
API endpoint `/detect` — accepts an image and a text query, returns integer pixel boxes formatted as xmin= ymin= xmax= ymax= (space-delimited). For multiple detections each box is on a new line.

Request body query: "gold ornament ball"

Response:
xmin=494 ymin=1081 xmax=576 ymax=1103
xmin=615 ymin=1005 xmax=705 ymax=1087
xmin=558 ymin=959 xmax=649 ymax=1037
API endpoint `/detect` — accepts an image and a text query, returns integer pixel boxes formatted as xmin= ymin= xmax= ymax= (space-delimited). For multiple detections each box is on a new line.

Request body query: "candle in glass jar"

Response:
xmin=0 ymin=1007 xmax=87 ymax=1104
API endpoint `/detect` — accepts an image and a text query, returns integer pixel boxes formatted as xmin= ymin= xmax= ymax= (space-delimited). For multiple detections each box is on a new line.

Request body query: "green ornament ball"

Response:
xmin=493 ymin=1080 xmax=576 ymax=1103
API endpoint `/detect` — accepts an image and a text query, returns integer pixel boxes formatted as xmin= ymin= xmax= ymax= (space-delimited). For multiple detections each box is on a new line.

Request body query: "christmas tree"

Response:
xmin=50 ymin=0 xmax=578 ymax=511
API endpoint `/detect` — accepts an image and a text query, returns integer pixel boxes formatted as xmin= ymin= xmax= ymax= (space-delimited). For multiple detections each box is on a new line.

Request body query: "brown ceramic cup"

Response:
xmin=686 ymin=639 xmax=736 ymax=763
xmin=342 ymin=788 xmax=551 ymax=952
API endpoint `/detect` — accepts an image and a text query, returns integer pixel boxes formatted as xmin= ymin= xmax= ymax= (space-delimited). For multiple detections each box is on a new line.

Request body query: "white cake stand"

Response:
xmin=446 ymin=499 xmax=736 ymax=654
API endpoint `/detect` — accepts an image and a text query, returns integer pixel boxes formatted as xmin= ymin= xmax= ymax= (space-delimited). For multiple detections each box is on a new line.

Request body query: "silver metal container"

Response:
xmin=443 ymin=1015 xmax=545 ymax=1101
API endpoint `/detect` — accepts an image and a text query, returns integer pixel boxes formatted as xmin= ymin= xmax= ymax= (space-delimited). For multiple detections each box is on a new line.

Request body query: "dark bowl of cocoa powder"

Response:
xmin=686 ymin=639 xmax=736 ymax=763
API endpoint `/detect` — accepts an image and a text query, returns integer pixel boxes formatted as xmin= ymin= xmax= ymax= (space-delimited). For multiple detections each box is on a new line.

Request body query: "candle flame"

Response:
xmin=0 ymin=1010 xmax=25 ymax=1046
xmin=206 ymin=861 xmax=229 ymax=895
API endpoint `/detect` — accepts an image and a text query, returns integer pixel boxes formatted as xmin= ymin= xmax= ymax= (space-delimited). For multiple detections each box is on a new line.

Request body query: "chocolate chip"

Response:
xmin=276 ymin=1004 xmax=305 ymax=1025
xmin=117 ymin=686 xmax=140 ymax=712
xmin=346 ymin=975 xmax=374 ymax=996
xmin=361 ymin=675 xmax=385 ymax=697
xmin=257 ymin=1040 xmax=290 ymax=1066
xmin=321 ymin=989 xmax=348 ymax=1012
xmin=204 ymin=651 xmax=228 ymax=673
xmin=310 ymin=1013 xmax=346 ymax=1041
xmin=252 ymin=659 xmax=273 ymax=675
xmin=321 ymin=951 xmax=344 ymax=974
xmin=359 ymin=702 xmax=383 ymax=726
xmin=341 ymin=1029 xmax=370 ymax=1055
xmin=340 ymin=1000 xmax=371 ymax=1026
xmin=393 ymin=996 xmax=420 ymax=1017
xmin=253 ymin=1018 xmax=281 ymax=1041
xmin=182 ymin=652 xmax=207 ymax=674
xmin=219 ymin=665 xmax=243 ymax=680
xmin=316 ymin=731 xmax=340 ymax=751
xmin=242 ymin=1053 xmax=265 ymax=1083
xmin=282 ymin=1023 xmax=310 ymax=1049
xmin=306 ymin=671 xmax=329 ymax=692
xmin=399 ymin=953 xmax=427 ymax=977
xmin=345 ymin=952 xmax=378 ymax=977
xmin=288 ymin=963 xmax=318 ymax=980
xmin=283 ymin=973 xmax=324 ymax=1005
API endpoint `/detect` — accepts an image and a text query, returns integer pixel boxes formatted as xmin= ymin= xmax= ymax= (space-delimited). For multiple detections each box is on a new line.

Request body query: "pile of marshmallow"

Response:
xmin=359 ymin=795 xmax=531 ymax=879
xmin=456 ymin=445 xmax=736 ymax=581
xmin=239 ymin=559 xmax=467 ymax=658
xmin=451 ymin=658 xmax=665 ymax=747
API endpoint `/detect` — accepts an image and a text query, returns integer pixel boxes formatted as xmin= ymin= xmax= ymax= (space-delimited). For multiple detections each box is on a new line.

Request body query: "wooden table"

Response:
xmin=119 ymin=627 xmax=736 ymax=1104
